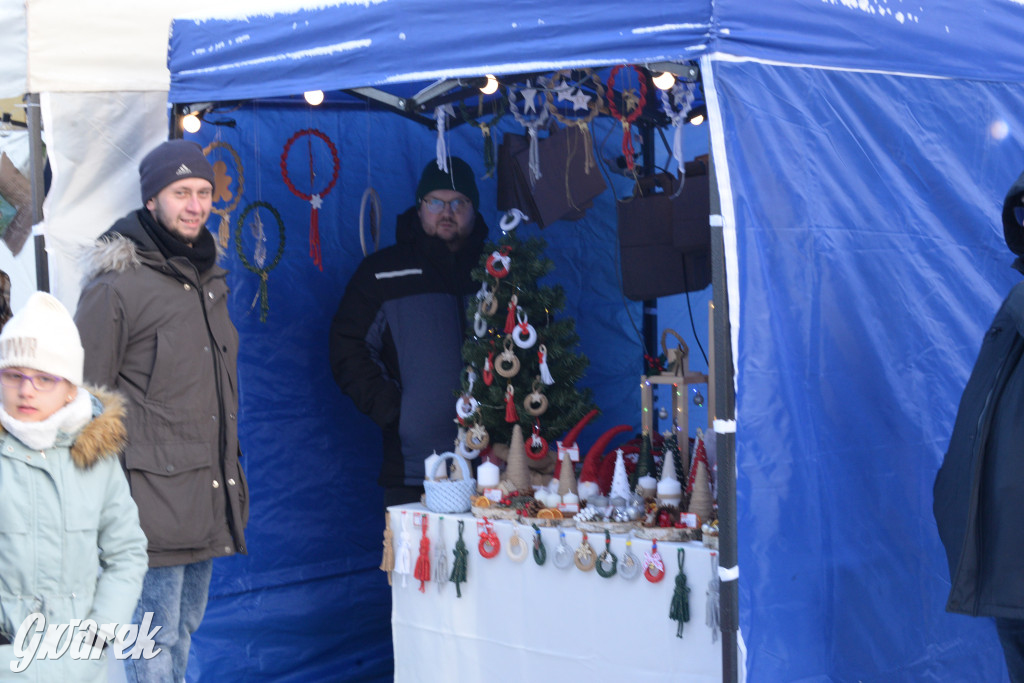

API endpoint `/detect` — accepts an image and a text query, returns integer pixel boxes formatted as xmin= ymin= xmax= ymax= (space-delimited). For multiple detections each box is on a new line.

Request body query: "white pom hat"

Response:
xmin=0 ymin=292 xmax=84 ymax=385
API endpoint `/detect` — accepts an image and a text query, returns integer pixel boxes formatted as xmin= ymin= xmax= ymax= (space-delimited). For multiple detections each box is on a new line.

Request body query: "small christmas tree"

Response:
xmin=459 ymin=230 xmax=595 ymax=457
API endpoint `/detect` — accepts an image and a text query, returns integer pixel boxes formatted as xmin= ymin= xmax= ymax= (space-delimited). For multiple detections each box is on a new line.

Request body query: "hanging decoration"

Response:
xmin=434 ymin=517 xmax=448 ymax=594
xmin=532 ymin=524 xmax=547 ymax=565
xmin=596 ymin=530 xmax=618 ymax=578
xmin=235 ymin=201 xmax=286 ymax=323
xmin=506 ymin=523 xmax=528 ymax=562
xmin=394 ymin=511 xmax=413 ymax=588
xmin=643 ymin=539 xmax=666 ymax=583
xmin=450 ymin=520 xmax=469 ymax=597
xmin=507 ymin=79 xmax=550 ymax=187
xmin=657 ymin=79 xmax=698 ymax=197
xmin=203 ymin=140 xmax=244 ymax=248
xmin=414 ymin=514 xmax=431 ymax=592
xmin=574 ymin=533 xmax=597 ymax=571
xmin=458 ymin=95 xmax=506 ymax=178
xmin=706 ymin=551 xmax=721 ymax=642
xmin=544 ymin=69 xmax=604 ymax=195
xmin=620 ymin=538 xmax=641 ymax=580
xmin=280 ymin=128 xmax=340 ymax=271
xmin=606 ymin=65 xmax=648 ymax=172
xmin=433 ymin=103 xmax=456 ymax=173
xmin=360 ymin=103 xmax=381 ymax=257
xmin=669 ymin=548 xmax=691 ymax=638
xmin=379 ymin=512 xmax=395 ymax=586
xmin=553 ymin=530 xmax=574 ymax=569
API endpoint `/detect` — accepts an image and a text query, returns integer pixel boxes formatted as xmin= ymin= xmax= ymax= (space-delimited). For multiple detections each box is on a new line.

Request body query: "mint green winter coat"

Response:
xmin=0 ymin=387 xmax=148 ymax=682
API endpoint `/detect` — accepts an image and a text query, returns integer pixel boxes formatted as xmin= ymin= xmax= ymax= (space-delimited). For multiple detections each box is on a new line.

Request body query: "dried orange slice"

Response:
xmin=537 ymin=508 xmax=555 ymax=519
xmin=475 ymin=497 xmax=491 ymax=508
xmin=549 ymin=508 xmax=564 ymax=519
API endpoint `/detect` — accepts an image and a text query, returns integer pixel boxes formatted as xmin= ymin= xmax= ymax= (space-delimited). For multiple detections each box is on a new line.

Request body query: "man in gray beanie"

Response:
xmin=330 ymin=157 xmax=489 ymax=506
xmin=74 ymin=138 xmax=247 ymax=683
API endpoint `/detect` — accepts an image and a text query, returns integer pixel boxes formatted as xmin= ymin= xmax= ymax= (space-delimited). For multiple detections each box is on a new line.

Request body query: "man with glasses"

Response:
xmin=330 ymin=157 xmax=489 ymax=507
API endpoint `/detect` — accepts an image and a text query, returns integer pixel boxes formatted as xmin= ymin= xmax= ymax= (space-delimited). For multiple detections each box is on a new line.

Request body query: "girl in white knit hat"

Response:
xmin=0 ymin=292 xmax=148 ymax=682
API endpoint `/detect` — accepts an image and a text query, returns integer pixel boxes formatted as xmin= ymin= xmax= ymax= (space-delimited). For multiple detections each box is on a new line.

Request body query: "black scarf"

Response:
xmin=137 ymin=209 xmax=217 ymax=274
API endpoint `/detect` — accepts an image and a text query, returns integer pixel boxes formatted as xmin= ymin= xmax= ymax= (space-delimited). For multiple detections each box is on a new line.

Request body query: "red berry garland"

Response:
xmin=280 ymin=128 xmax=340 ymax=271
xmin=606 ymin=65 xmax=648 ymax=171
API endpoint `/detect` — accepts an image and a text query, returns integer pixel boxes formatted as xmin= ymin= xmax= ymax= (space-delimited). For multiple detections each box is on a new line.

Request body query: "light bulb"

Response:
xmin=181 ymin=113 xmax=201 ymax=134
xmin=688 ymin=112 xmax=705 ymax=126
xmin=479 ymin=75 xmax=499 ymax=95
xmin=304 ymin=90 xmax=325 ymax=106
xmin=652 ymin=71 xmax=675 ymax=90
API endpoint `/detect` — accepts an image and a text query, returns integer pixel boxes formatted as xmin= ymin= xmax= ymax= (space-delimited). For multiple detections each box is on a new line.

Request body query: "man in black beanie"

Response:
xmin=74 ymin=139 xmax=248 ymax=683
xmin=329 ymin=157 xmax=489 ymax=506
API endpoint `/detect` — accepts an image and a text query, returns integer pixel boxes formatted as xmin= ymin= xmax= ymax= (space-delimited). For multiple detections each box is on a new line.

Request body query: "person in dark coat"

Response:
xmin=74 ymin=140 xmax=247 ymax=683
xmin=329 ymin=157 xmax=488 ymax=507
xmin=935 ymin=169 xmax=1024 ymax=682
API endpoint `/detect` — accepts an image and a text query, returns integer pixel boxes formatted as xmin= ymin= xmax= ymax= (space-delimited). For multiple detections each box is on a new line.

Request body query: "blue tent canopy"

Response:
xmin=167 ymin=1 xmax=1024 ymax=681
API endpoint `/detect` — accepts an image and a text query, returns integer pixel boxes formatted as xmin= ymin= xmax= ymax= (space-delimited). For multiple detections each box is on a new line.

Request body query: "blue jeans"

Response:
xmin=124 ymin=560 xmax=213 ymax=683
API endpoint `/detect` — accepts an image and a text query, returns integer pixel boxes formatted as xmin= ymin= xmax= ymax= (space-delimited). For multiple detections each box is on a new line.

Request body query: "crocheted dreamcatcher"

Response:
xmin=544 ymin=69 xmax=604 ymax=175
xmin=235 ymin=200 xmax=285 ymax=323
xmin=507 ymin=79 xmax=550 ymax=187
xmin=280 ymin=128 xmax=340 ymax=271
xmin=203 ymin=140 xmax=244 ymax=248
xmin=606 ymin=65 xmax=648 ymax=172
xmin=658 ymin=79 xmax=698 ymax=195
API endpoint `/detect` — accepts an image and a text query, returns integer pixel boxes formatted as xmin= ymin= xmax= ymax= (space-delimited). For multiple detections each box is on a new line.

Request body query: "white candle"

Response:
xmin=561 ymin=492 xmax=579 ymax=506
xmin=424 ymin=453 xmax=442 ymax=480
xmin=657 ymin=478 xmax=683 ymax=506
xmin=638 ymin=475 xmax=658 ymax=498
xmin=477 ymin=460 xmax=500 ymax=488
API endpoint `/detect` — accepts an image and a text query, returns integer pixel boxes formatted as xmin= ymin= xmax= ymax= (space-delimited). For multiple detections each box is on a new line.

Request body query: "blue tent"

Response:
xmin=167 ymin=1 xmax=1024 ymax=681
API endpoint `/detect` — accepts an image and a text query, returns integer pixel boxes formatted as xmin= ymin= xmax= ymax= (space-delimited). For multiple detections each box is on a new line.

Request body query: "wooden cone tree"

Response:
xmin=556 ymin=447 xmax=578 ymax=496
xmin=503 ymin=424 xmax=533 ymax=493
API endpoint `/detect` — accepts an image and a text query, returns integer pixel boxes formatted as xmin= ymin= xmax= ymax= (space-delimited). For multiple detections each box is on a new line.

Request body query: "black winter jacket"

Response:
xmin=935 ymin=169 xmax=1024 ymax=617
xmin=329 ymin=207 xmax=488 ymax=488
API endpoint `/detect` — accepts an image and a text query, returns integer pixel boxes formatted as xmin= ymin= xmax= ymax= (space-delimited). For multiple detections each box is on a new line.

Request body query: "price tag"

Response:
xmin=679 ymin=512 xmax=698 ymax=529
xmin=483 ymin=488 xmax=503 ymax=502
xmin=558 ymin=440 xmax=580 ymax=463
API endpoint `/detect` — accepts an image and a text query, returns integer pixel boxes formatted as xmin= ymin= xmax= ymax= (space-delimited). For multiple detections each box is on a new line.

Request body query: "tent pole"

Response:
xmin=708 ymin=148 xmax=739 ymax=683
xmin=25 ymin=93 xmax=49 ymax=293
xmin=639 ymin=121 xmax=660 ymax=431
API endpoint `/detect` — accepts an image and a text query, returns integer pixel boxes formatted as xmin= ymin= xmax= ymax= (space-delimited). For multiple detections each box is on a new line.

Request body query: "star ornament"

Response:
xmin=310 ymin=193 xmax=323 ymax=210
xmin=568 ymin=88 xmax=592 ymax=111
xmin=552 ymin=78 xmax=573 ymax=103
xmin=520 ymin=79 xmax=539 ymax=114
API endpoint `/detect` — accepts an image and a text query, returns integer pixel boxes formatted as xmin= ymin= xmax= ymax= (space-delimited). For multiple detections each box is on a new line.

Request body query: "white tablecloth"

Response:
xmin=389 ymin=504 xmax=722 ymax=682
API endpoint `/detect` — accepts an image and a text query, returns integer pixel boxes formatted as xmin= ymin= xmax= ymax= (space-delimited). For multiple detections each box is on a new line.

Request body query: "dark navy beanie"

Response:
xmin=415 ymin=156 xmax=479 ymax=208
xmin=139 ymin=140 xmax=215 ymax=203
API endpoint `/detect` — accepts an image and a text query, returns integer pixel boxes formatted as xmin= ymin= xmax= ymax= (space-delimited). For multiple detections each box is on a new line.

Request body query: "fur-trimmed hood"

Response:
xmin=0 ymin=384 xmax=127 ymax=469
xmin=79 ymin=210 xmax=226 ymax=286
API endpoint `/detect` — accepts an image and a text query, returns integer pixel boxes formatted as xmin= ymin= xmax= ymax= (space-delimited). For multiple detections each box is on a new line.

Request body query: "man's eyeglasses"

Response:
xmin=0 ymin=369 xmax=62 ymax=392
xmin=421 ymin=197 xmax=471 ymax=214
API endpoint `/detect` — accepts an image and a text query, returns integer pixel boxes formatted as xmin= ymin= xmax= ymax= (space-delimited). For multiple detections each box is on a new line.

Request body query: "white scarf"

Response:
xmin=1 ymin=388 xmax=94 ymax=451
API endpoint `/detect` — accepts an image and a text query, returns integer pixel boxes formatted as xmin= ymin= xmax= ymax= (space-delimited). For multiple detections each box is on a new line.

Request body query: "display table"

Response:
xmin=389 ymin=504 xmax=722 ymax=682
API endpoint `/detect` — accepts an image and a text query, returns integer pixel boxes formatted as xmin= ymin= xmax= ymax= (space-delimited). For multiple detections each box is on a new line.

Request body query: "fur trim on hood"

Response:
xmin=0 ymin=385 xmax=127 ymax=469
xmin=69 ymin=385 xmax=128 ymax=469
xmin=79 ymin=212 xmax=226 ymax=286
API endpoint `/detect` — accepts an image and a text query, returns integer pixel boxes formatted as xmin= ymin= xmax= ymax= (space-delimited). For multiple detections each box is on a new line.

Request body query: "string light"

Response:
xmin=479 ymin=75 xmax=499 ymax=95
xmin=652 ymin=71 xmax=675 ymax=90
xmin=304 ymin=90 xmax=325 ymax=106
xmin=181 ymin=113 xmax=201 ymax=134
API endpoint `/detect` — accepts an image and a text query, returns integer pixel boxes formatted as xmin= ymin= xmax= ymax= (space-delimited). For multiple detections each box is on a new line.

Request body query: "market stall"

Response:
xmin=387 ymin=504 xmax=721 ymax=683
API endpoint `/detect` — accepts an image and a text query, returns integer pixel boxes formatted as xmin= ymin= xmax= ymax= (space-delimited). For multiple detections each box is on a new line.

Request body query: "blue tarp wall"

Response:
xmin=167 ymin=1 xmax=1024 ymax=681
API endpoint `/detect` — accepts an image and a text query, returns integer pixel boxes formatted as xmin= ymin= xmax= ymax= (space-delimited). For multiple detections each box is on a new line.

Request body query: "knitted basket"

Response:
xmin=423 ymin=452 xmax=476 ymax=514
